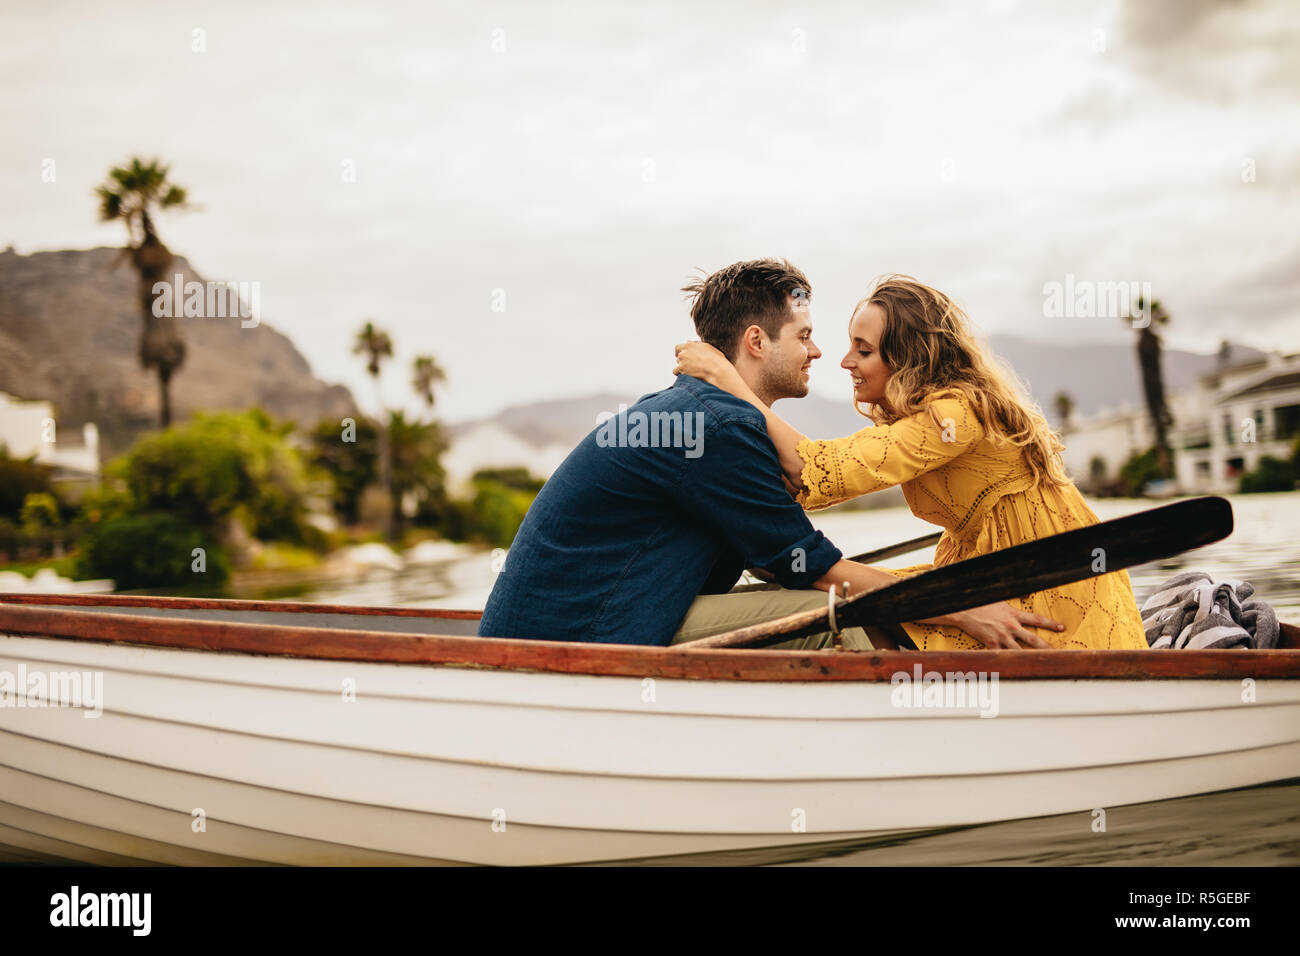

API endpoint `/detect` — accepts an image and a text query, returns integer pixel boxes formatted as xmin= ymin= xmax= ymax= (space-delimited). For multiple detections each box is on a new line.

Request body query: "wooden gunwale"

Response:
xmin=2 ymin=593 xmax=1299 ymax=682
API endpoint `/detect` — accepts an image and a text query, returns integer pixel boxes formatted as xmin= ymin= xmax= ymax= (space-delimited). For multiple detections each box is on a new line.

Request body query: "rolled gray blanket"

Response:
xmin=1140 ymin=571 xmax=1279 ymax=649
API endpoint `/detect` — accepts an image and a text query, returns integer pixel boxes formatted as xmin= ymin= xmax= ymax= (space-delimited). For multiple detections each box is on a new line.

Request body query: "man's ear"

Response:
xmin=738 ymin=324 xmax=767 ymax=359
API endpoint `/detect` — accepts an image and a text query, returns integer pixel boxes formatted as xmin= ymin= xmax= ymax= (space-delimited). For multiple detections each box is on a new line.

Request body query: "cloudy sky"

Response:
xmin=3 ymin=0 xmax=1298 ymax=421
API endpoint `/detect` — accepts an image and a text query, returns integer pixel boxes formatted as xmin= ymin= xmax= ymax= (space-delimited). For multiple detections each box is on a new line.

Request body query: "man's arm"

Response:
xmin=813 ymin=559 xmax=1062 ymax=649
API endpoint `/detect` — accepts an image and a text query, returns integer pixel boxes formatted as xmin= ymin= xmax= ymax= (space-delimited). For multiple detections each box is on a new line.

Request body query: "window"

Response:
xmin=1275 ymin=404 xmax=1300 ymax=440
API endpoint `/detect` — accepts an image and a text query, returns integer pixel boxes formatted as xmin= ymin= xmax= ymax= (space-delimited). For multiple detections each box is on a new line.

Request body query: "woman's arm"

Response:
xmin=673 ymin=342 xmax=809 ymax=487
xmin=673 ymin=342 xmax=985 ymax=511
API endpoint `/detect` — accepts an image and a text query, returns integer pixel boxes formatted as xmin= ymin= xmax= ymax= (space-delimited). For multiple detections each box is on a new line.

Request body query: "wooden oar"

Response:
xmin=730 ymin=531 xmax=944 ymax=594
xmin=686 ymin=496 xmax=1233 ymax=650
xmin=847 ymin=531 xmax=944 ymax=565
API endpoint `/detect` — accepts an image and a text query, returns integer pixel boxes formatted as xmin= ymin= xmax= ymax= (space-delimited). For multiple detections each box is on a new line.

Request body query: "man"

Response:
xmin=478 ymin=259 xmax=1056 ymax=649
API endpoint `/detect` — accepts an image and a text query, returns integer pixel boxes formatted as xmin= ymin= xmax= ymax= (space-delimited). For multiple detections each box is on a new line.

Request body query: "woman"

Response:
xmin=673 ymin=274 xmax=1148 ymax=651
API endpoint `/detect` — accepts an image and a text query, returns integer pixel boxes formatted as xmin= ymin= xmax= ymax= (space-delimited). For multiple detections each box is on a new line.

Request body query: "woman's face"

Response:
xmin=842 ymin=302 xmax=892 ymax=406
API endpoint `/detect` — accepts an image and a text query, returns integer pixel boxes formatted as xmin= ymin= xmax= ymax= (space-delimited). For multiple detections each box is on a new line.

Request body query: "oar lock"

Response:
xmin=828 ymin=581 xmax=851 ymax=649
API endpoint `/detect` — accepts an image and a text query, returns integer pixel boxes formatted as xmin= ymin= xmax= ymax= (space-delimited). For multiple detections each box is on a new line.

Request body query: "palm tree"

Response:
xmin=353 ymin=321 xmax=395 ymax=538
xmin=1053 ymin=391 xmax=1074 ymax=432
xmin=96 ymin=157 xmax=190 ymax=427
xmin=1129 ymin=297 xmax=1175 ymax=479
xmin=353 ymin=321 xmax=394 ymax=379
xmin=412 ymin=355 xmax=446 ymax=410
xmin=387 ymin=411 xmax=447 ymax=536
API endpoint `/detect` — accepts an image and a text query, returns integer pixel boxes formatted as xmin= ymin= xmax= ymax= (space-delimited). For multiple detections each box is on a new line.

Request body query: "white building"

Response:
xmin=0 ymin=391 xmax=101 ymax=487
xmin=1059 ymin=404 xmax=1150 ymax=489
xmin=1197 ymin=353 xmax=1300 ymax=491
xmin=1059 ymin=353 xmax=1300 ymax=494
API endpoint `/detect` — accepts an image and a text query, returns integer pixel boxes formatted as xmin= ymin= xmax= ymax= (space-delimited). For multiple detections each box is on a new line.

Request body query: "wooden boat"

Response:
xmin=1 ymin=592 xmax=1298 ymax=866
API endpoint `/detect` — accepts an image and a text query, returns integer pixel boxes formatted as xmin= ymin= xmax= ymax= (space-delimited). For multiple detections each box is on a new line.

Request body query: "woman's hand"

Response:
xmin=950 ymin=602 xmax=1063 ymax=649
xmin=673 ymin=341 xmax=741 ymax=392
xmin=672 ymin=339 xmax=810 ymax=486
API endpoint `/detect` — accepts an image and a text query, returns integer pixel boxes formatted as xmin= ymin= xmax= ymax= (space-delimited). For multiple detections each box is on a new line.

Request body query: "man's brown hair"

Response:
xmin=682 ymin=259 xmax=811 ymax=361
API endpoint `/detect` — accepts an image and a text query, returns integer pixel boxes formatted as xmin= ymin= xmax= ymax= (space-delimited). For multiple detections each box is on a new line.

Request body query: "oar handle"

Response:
xmin=730 ymin=531 xmax=943 ymax=594
xmin=846 ymin=531 xmax=943 ymax=565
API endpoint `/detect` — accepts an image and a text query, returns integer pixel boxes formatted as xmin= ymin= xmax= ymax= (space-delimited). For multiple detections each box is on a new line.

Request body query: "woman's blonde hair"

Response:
xmin=855 ymin=274 xmax=1069 ymax=487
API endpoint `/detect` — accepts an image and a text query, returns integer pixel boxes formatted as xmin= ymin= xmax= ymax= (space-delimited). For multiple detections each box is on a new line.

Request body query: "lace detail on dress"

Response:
xmin=954 ymin=474 xmax=1021 ymax=534
xmin=796 ymin=391 xmax=981 ymax=513
xmin=796 ymin=438 xmax=842 ymax=509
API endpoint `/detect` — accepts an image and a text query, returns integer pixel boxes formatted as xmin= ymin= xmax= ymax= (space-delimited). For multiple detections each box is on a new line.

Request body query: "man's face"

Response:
xmin=758 ymin=295 xmax=821 ymax=401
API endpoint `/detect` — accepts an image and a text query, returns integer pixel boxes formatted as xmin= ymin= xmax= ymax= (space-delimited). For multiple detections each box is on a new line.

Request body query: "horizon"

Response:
xmin=1 ymin=240 xmax=1289 ymax=425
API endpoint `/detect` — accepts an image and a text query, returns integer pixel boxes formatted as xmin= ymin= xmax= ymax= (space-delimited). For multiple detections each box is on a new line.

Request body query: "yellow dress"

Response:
xmin=795 ymin=389 xmax=1148 ymax=651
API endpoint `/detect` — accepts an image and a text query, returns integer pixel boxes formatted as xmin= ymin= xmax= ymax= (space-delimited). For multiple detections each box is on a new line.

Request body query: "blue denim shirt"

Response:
xmin=477 ymin=375 xmax=843 ymax=645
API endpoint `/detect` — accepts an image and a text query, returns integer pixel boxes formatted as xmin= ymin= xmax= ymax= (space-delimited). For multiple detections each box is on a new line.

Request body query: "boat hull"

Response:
xmin=2 ymin=597 xmax=1299 ymax=865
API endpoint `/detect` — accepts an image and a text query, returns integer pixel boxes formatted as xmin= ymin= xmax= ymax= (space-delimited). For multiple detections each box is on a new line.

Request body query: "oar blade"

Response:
xmin=849 ymin=495 xmax=1232 ymax=628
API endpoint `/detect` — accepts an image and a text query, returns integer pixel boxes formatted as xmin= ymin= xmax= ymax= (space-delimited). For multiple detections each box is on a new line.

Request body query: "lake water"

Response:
xmin=268 ymin=491 xmax=1300 ymax=866
xmin=284 ymin=491 xmax=1300 ymax=625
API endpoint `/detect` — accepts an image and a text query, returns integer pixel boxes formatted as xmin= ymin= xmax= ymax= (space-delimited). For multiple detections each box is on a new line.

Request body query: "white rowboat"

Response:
xmin=1 ymin=593 xmax=1297 ymax=865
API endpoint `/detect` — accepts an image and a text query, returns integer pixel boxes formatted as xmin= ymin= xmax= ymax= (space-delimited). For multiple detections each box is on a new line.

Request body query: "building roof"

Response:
xmin=1221 ymin=370 xmax=1300 ymax=401
xmin=1200 ymin=357 xmax=1270 ymax=388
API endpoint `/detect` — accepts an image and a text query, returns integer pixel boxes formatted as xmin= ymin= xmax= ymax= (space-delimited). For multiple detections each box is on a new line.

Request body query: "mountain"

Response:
xmin=450 ymin=335 xmax=1268 ymax=454
xmin=986 ymin=335 xmax=1266 ymax=425
xmin=0 ymin=246 xmax=356 ymax=456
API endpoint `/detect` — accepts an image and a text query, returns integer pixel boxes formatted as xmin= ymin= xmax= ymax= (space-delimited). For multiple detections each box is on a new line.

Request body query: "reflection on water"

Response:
xmin=777 ymin=781 xmax=1300 ymax=867
xmin=259 ymin=492 xmax=1300 ymax=867
xmin=590 ymin=781 xmax=1300 ymax=867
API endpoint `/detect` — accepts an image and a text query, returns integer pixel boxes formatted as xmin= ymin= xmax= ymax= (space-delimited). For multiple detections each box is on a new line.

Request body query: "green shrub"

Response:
xmin=1240 ymin=456 xmax=1296 ymax=494
xmin=76 ymin=514 xmax=229 ymax=590
xmin=426 ymin=480 xmax=536 ymax=548
xmin=307 ymin=416 xmax=379 ymax=524
xmin=1119 ymin=448 xmax=1164 ymax=497
xmin=470 ymin=467 xmax=545 ymax=494
xmin=0 ymin=452 xmax=55 ymax=520
xmin=76 ymin=483 xmax=134 ymax=527
xmin=113 ymin=409 xmax=314 ymax=542
xmin=467 ymin=480 xmax=536 ymax=548
xmin=20 ymin=493 xmax=61 ymax=532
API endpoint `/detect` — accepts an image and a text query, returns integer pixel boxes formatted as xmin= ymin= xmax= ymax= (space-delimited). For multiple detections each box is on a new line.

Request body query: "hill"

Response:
xmin=450 ymin=335 xmax=1266 ymax=451
xmin=0 ymin=246 xmax=356 ymax=456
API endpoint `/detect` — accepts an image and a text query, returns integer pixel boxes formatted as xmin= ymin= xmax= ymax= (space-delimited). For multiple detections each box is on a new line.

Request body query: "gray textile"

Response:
xmin=1140 ymin=571 xmax=1279 ymax=649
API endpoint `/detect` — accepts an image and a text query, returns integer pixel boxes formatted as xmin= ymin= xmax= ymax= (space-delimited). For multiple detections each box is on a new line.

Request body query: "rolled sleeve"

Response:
xmin=675 ymin=418 xmax=842 ymax=589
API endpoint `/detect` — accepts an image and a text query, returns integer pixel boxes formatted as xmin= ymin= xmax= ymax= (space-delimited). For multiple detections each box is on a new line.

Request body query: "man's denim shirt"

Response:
xmin=477 ymin=374 xmax=843 ymax=645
